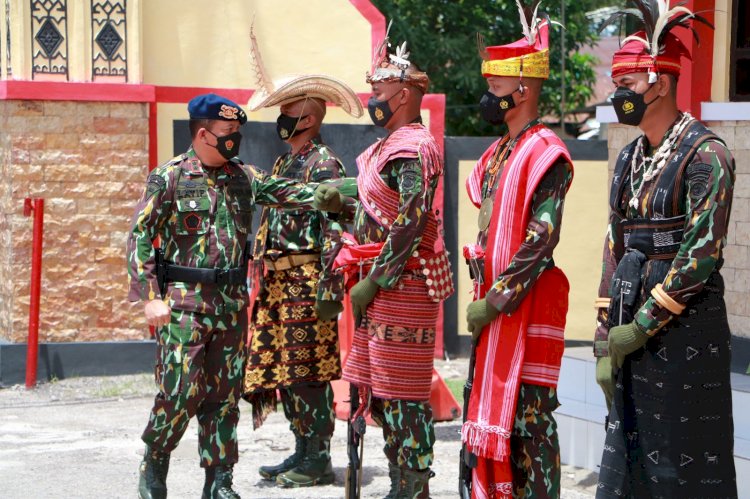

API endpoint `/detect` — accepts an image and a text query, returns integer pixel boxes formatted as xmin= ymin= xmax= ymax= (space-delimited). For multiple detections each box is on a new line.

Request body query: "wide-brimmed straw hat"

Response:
xmin=248 ymin=74 xmax=363 ymax=117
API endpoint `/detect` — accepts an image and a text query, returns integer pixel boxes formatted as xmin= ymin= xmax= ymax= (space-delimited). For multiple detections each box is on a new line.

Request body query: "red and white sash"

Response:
xmin=463 ymin=125 xmax=572 ymax=498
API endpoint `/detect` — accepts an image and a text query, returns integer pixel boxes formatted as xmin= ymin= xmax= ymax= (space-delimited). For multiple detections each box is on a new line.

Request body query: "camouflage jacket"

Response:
xmin=339 ymin=157 xmax=438 ymax=288
xmin=594 ymin=124 xmax=735 ymax=356
xmin=126 ymin=148 xmax=316 ymax=315
xmin=253 ymin=136 xmax=346 ymax=301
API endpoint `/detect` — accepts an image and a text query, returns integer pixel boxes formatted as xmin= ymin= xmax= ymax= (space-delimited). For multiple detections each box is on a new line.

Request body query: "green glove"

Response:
xmin=349 ymin=277 xmax=379 ymax=322
xmin=315 ymin=300 xmax=343 ymax=321
xmin=466 ymin=298 xmax=500 ymax=341
xmin=596 ymin=356 xmax=615 ymax=409
xmin=608 ymin=322 xmax=650 ymax=369
xmin=313 ymin=184 xmax=343 ymax=213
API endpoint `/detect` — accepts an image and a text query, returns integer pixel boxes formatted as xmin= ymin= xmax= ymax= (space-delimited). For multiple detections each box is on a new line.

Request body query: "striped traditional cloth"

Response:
xmin=344 ymin=276 xmax=438 ymax=400
xmin=463 ymin=125 xmax=572 ymax=498
xmin=356 ymin=123 xmax=444 ymax=254
xmin=342 ymin=123 xmax=444 ymax=401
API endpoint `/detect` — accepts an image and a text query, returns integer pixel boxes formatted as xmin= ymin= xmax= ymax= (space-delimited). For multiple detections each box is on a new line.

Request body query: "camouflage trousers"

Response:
xmin=280 ymin=381 xmax=335 ymax=459
xmin=141 ymin=308 xmax=247 ymax=468
xmin=370 ymin=397 xmax=435 ymax=471
xmin=510 ymin=383 xmax=561 ymax=498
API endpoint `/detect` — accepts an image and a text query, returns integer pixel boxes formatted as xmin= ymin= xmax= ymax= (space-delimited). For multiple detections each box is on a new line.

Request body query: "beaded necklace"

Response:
xmin=628 ymin=112 xmax=694 ymax=210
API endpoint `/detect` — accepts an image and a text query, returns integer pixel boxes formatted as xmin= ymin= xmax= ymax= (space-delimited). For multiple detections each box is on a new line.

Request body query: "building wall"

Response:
xmin=0 ymin=103 xmax=12 ymax=339
xmin=0 ymin=100 xmax=149 ymax=342
xmin=607 ymin=122 xmax=750 ymax=340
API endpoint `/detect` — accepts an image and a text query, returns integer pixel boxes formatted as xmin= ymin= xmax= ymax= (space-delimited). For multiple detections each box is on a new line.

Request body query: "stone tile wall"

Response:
xmin=0 ymin=100 xmax=150 ymax=342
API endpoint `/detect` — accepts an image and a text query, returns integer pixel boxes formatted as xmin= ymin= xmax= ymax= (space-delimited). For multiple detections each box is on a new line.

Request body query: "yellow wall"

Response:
xmin=555 ymin=161 xmax=610 ymax=341
xmin=142 ymin=0 xmax=373 ymax=93
xmin=455 ymin=159 xmax=609 ymax=342
xmin=711 ymin=0 xmax=732 ymax=102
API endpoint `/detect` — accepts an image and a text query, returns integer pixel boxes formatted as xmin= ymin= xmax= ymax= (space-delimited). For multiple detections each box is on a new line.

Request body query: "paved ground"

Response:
xmin=0 ymin=361 xmax=598 ymax=498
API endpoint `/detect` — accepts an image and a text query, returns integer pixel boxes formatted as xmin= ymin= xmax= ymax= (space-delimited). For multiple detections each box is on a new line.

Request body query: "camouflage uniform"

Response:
xmin=244 ymin=137 xmax=345 ymax=471
xmin=595 ymin=120 xmax=737 ymax=498
xmin=510 ymin=384 xmax=561 ymax=499
xmin=473 ymin=120 xmax=572 ymax=497
xmin=338 ymin=147 xmax=439 ymax=480
xmin=127 ymin=148 xmax=315 ymax=468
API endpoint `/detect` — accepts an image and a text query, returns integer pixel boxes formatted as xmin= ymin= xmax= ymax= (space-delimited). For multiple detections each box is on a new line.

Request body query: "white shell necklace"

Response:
xmin=628 ymin=112 xmax=694 ymax=210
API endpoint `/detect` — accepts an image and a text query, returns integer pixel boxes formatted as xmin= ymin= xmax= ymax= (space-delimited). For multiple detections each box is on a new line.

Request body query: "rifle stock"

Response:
xmin=345 ymin=383 xmax=361 ymax=499
xmin=459 ymin=342 xmax=478 ymax=499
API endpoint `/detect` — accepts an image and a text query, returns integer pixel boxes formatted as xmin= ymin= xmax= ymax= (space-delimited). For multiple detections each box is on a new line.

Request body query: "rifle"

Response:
xmin=345 ymin=383 xmax=366 ymax=499
xmin=459 ymin=340 xmax=478 ymax=499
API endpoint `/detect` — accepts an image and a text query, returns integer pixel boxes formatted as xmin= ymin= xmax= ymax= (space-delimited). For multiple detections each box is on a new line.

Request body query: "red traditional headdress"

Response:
xmin=366 ymin=21 xmax=430 ymax=93
xmin=600 ymin=0 xmax=713 ymax=80
xmin=478 ymin=1 xmax=552 ymax=80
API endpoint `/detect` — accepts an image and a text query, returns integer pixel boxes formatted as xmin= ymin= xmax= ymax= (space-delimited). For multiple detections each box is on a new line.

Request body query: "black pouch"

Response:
xmin=607 ymin=248 xmax=647 ymax=327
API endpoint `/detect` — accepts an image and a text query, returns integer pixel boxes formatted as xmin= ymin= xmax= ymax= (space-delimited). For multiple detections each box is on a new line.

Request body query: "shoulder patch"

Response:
xmin=145 ymin=173 xmax=167 ymax=198
xmin=686 ymin=162 xmax=713 ymax=201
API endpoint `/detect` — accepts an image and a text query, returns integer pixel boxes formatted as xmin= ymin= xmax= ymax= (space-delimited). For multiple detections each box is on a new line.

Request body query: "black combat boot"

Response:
xmin=137 ymin=446 xmax=170 ymax=499
xmin=396 ymin=468 xmax=433 ymax=499
xmin=258 ymin=433 xmax=305 ymax=480
xmin=202 ymin=465 xmax=241 ymax=499
xmin=384 ymin=462 xmax=402 ymax=499
xmin=275 ymin=435 xmax=335 ymax=487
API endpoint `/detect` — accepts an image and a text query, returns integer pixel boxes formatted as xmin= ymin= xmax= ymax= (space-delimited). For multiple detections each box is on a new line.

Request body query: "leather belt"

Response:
xmin=165 ymin=263 xmax=248 ymax=286
xmin=264 ymin=253 xmax=319 ymax=272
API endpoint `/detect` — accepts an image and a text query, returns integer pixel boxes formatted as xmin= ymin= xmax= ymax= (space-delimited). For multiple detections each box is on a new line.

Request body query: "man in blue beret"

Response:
xmin=126 ymin=93 xmax=317 ymax=499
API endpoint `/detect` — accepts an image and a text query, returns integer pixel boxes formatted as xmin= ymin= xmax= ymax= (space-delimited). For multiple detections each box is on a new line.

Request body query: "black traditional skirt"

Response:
xmin=597 ymin=272 xmax=737 ymax=498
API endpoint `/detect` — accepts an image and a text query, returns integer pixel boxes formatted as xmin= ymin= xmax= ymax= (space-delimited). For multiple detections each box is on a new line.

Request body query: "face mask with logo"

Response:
xmin=479 ymin=89 xmax=517 ymax=125
xmin=276 ymin=113 xmax=310 ymax=141
xmin=612 ymin=85 xmax=659 ymax=127
xmin=206 ymin=130 xmax=242 ymax=160
xmin=368 ymin=90 xmax=404 ymax=127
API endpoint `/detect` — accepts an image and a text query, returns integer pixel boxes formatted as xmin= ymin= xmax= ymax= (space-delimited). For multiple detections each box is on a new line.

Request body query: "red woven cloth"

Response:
xmin=463 ymin=125 xmax=572 ymax=498
xmin=611 ymin=31 xmax=689 ymax=78
xmin=340 ymin=123 xmax=445 ymax=401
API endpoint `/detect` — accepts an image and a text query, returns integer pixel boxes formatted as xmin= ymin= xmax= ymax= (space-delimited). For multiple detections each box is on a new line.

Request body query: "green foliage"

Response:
xmin=370 ymin=0 xmax=614 ymax=136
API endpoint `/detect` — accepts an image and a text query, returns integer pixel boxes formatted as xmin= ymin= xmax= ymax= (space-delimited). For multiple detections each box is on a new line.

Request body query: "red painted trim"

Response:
xmin=154 ymin=86 xmax=254 ymax=104
xmin=676 ymin=0 xmax=715 ymax=119
xmin=348 ymin=0 xmax=386 ymax=57
xmin=148 ymin=101 xmax=158 ymax=170
xmin=0 ymin=80 xmax=155 ymax=102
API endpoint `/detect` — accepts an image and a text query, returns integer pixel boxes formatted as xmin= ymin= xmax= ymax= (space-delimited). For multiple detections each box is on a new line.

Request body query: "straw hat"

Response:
xmin=248 ymin=74 xmax=363 ymax=117
xmin=247 ymin=24 xmax=363 ymax=117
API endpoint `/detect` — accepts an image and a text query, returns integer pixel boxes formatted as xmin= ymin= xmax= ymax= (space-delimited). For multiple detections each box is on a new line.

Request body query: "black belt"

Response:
xmin=622 ymin=215 xmax=685 ymax=260
xmin=165 ymin=263 xmax=248 ymax=286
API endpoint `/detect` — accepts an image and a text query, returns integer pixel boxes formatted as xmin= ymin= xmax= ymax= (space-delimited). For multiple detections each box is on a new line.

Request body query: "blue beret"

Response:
xmin=188 ymin=93 xmax=247 ymax=125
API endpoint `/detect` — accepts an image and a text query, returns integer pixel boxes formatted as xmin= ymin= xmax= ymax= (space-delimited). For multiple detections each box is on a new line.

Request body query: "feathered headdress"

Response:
xmin=246 ymin=21 xmax=363 ymax=117
xmin=478 ymin=0 xmax=552 ymax=79
xmin=366 ymin=20 xmax=430 ymax=93
xmin=600 ymin=0 xmax=713 ymax=80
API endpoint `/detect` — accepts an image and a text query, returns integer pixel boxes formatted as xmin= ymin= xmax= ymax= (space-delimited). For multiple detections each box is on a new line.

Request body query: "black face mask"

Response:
xmin=276 ymin=113 xmax=310 ymax=141
xmin=479 ymin=90 xmax=517 ymax=125
xmin=612 ymin=85 xmax=659 ymax=127
xmin=206 ymin=130 xmax=242 ymax=160
xmin=368 ymin=91 xmax=403 ymax=128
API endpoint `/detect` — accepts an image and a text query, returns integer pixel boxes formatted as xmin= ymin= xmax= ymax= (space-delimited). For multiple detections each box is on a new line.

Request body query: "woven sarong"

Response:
xmin=597 ymin=271 xmax=737 ymax=498
xmin=243 ymin=261 xmax=341 ymax=428
xmin=343 ymin=274 xmax=438 ymax=401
